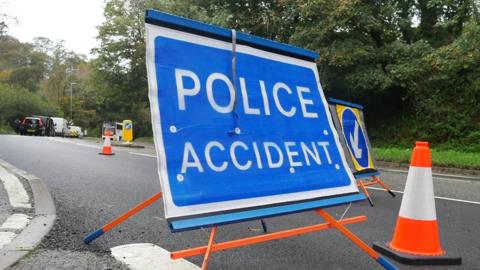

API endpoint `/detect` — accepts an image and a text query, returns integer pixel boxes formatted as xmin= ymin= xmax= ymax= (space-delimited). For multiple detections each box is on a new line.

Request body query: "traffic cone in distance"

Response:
xmin=373 ymin=141 xmax=461 ymax=265
xmin=99 ymin=130 xmax=115 ymax=156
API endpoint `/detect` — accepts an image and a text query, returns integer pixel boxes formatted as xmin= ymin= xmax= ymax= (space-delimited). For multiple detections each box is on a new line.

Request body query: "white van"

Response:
xmin=102 ymin=121 xmax=123 ymax=141
xmin=51 ymin=117 xmax=69 ymax=136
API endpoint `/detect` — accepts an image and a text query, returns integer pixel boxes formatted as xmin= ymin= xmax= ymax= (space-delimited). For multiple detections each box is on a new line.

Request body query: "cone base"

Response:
xmin=99 ymin=152 xmax=115 ymax=155
xmin=373 ymin=242 xmax=461 ymax=265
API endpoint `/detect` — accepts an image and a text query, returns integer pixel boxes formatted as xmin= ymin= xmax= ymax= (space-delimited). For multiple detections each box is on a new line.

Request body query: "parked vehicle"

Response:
xmin=32 ymin=115 xmax=55 ymax=136
xmin=19 ymin=117 xmax=45 ymax=136
xmin=13 ymin=119 xmax=21 ymax=134
xmin=101 ymin=121 xmax=123 ymax=141
xmin=51 ymin=117 xmax=69 ymax=136
xmin=66 ymin=126 xmax=84 ymax=138
xmin=101 ymin=121 xmax=131 ymax=141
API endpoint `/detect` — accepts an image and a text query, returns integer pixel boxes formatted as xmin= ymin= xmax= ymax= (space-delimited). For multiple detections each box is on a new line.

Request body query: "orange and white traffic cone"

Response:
xmin=373 ymin=141 xmax=461 ymax=265
xmin=99 ymin=131 xmax=115 ymax=156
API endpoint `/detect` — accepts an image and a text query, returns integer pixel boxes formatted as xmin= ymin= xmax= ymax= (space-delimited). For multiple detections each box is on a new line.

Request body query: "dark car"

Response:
xmin=13 ymin=119 xmax=21 ymax=133
xmin=32 ymin=115 xmax=55 ymax=136
xmin=19 ymin=117 xmax=46 ymax=136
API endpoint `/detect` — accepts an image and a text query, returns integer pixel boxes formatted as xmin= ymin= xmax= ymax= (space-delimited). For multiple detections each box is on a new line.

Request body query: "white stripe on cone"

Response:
xmin=104 ymin=136 xmax=111 ymax=147
xmin=398 ymin=166 xmax=437 ymax=221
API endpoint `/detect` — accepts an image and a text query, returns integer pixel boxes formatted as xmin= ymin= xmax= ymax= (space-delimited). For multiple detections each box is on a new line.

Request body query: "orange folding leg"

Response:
xmin=83 ymin=192 xmax=162 ymax=244
xmin=358 ymin=180 xmax=374 ymax=206
xmin=373 ymin=176 xmax=396 ymax=197
xmin=201 ymin=226 xmax=217 ymax=270
xmin=316 ymin=209 xmax=397 ymax=270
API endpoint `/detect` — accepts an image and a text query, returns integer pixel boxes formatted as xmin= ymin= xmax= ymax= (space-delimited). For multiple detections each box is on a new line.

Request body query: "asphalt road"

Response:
xmin=0 ymin=135 xmax=479 ymax=269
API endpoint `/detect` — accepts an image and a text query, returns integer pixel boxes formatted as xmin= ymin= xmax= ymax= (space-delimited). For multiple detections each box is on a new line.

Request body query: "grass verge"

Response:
xmin=0 ymin=125 xmax=15 ymax=134
xmin=373 ymin=147 xmax=480 ymax=170
xmin=134 ymin=136 xmax=154 ymax=143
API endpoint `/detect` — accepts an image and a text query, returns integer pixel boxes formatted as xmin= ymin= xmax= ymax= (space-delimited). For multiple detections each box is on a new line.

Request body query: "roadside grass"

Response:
xmin=83 ymin=136 xmax=101 ymax=142
xmin=134 ymin=136 xmax=154 ymax=143
xmin=0 ymin=125 xmax=15 ymax=134
xmin=373 ymin=147 xmax=480 ymax=170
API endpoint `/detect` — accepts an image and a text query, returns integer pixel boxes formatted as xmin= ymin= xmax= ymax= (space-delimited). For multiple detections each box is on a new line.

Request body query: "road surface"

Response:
xmin=0 ymin=135 xmax=479 ymax=269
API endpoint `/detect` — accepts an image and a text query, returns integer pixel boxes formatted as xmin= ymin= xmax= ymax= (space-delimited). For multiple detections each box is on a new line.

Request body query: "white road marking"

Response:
xmin=47 ymin=137 xmax=100 ymax=149
xmin=367 ymin=187 xmax=480 ymax=205
xmin=0 ymin=214 xmax=31 ymax=230
xmin=432 ymin=176 xmax=478 ymax=183
xmin=111 ymin=243 xmax=199 ymax=270
xmin=0 ymin=160 xmax=39 ymax=182
xmin=128 ymin=152 xmax=157 ymax=158
xmin=74 ymin=142 xmax=100 ymax=149
xmin=0 ymin=232 xmax=16 ymax=249
xmin=0 ymin=166 xmax=31 ymax=208
xmin=380 ymin=168 xmax=480 ymax=181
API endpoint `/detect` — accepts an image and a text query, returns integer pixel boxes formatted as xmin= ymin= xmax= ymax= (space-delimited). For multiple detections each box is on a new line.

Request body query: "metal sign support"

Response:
xmin=171 ymin=209 xmax=397 ymax=270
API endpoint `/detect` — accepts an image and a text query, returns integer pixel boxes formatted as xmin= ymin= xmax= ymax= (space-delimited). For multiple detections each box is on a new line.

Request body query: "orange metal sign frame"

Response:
xmin=170 ymin=210 xmax=395 ymax=270
xmin=83 ymin=192 xmax=397 ymax=269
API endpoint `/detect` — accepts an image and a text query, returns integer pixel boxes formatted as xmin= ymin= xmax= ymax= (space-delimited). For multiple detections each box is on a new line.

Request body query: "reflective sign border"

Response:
xmin=146 ymin=10 xmax=359 ymax=221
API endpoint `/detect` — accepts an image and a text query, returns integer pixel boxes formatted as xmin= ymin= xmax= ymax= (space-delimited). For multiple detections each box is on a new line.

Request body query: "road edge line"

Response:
xmin=0 ymin=159 xmax=56 ymax=270
xmin=367 ymin=186 xmax=480 ymax=205
xmin=379 ymin=167 xmax=480 ymax=181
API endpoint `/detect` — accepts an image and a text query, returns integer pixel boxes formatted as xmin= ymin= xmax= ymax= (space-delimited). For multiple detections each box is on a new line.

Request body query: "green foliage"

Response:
xmin=134 ymin=136 xmax=154 ymax=143
xmin=0 ymin=35 xmax=47 ymax=91
xmin=0 ymin=125 xmax=15 ymax=135
xmin=0 ymin=83 xmax=62 ymax=126
xmin=417 ymin=20 xmax=480 ymax=141
xmin=0 ymin=32 xmax=93 ymax=130
xmin=374 ymin=19 xmax=480 ymax=146
xmin=89 ymin=0 xmax=479 ymax=146
xmin=91 ymin=0 xmax=213 ymax=137
xmin=91 ymin=0 xmax=162 ymax=137
xmin=277 ymin=0 xmax=479 ymax=147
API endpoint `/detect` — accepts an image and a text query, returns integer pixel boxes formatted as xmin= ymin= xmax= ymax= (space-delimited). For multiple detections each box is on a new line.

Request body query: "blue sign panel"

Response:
xmin=146 ymin=14 xmax=357 ymax=219
xmin=341 ymin=108 xmax=369 ymax=168
xmin=331 ymin=101 xmax=376 ymax=172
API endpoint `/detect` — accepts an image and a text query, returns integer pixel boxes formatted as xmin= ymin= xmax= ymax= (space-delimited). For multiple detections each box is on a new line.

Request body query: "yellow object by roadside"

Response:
xmin=122 ymin=120 xmax=133 ymax=142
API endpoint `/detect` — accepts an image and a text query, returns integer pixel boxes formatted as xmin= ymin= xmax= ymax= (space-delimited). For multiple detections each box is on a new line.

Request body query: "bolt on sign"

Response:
xmin=145 ymin=11 xmax=359 ymax=220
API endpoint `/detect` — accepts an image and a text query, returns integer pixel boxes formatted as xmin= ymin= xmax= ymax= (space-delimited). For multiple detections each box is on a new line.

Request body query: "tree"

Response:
xmin=410 ymin=20 xmax=480 ymax=144
xmin=0 ymin=35 xmax=47 ymax=91
xmin=0 ymin=83 xmax=61 ymax=127
xmin=91 ymin=0 xmax=169 ymax=137
xmin=38 ymin=39 xmax=84 ymax=109
xmin=91 ymin=0 xmax=479 ymax=145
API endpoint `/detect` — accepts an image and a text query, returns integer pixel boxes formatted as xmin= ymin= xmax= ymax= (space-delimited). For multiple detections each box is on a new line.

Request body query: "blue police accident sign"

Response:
xmin=146 ymin=13 xmax=358 ymax=219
